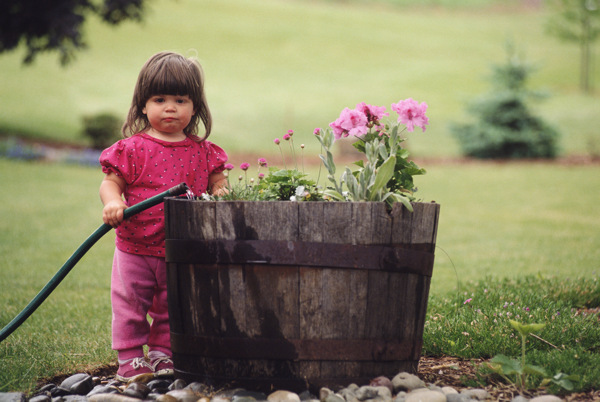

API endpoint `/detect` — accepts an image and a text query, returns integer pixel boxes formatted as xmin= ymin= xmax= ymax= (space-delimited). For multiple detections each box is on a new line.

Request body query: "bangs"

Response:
xmin=141 ymin=56 xmax=201 ymax=101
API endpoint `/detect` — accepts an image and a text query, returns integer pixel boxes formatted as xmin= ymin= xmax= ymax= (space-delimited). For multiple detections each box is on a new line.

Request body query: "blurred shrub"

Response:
xmin=451 ymin=44 xmax=561 ymax=159
xmin=82 ymin=112 xmax=122 ymax=150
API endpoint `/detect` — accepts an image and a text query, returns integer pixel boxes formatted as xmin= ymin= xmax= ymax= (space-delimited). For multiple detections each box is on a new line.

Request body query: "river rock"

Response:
xmin=234 ymin=390 xmax=268 ymax=401
xmin=147 ymin=380 xmax=172 ymax=394
xmin=88 ymin=395 xmax=141 ymax=402
xmin=59 ymin=396 xmax=90 ymax=402
xmin=460 ymin=388 xmax=488 ymax=400
xmin=60 ymin=374 xmax=94 ymax=395
xmin=369 ymin=377 xmax=393 ymax=393
xmin=405 ymin=389 xmax=445 ymax=402
xmin=267 ymin=390 xmax=300 ymax=402
xmin=123 ymin=382 xmax=150 ymax=399
xmin=155 ymin=395 xmax=179 ymax=402
xmin=530 ymin=396 xmax=564 ymax=402
xmin=87 ymin=385 xmax=121 ymax=397
xmin=298 ymin=391 xmax=317 ymax=402
xmin=355 ymin=386 xmax=392 ymax=401
xmin=168 ymin=379 xmax=187 ymax=391
xmin=0 ymin=393 xmax=26 ymax=402
xmin=186 ymin=382 xmax=212 ymax=395
xmin=28 ymin=395 xmax=50 ymax=402
xmin=324 ymin=393 xmax=344 ymax=402
xmin=168 ymin=389 xmax=205 ymax=402
xmin=391 ymin=373 xmax=425 ymax=393
xmin=445 ymin=394 xmax=467 ymax=402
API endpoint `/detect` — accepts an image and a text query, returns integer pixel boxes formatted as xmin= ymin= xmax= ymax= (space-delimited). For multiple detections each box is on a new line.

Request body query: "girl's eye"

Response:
xmin=154 ymin=97 xmax=164 ymax=103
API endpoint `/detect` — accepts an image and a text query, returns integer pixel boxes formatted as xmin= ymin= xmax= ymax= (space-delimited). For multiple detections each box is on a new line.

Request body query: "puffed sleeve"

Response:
xmin=99 ymin=139 xmax=138 ymax=184
xmin=205 ymin=141 xmax=228 ymax=174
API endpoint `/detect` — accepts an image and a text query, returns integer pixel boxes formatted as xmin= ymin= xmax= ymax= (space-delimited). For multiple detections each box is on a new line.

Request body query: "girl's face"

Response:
xmin=142 ymin=94 xmax=195 ymax=141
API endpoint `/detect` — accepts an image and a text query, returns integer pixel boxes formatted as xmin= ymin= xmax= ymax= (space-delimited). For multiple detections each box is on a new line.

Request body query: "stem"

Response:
xmin=278 ymin=145 xmax=287 ymax=170
xmin=520 ymin=333 xmax=527 ymax=390
xmin=289 ymin=138 xmax=297 ymax=170
xmin=316 ymin=145 xmax=323 ymax=186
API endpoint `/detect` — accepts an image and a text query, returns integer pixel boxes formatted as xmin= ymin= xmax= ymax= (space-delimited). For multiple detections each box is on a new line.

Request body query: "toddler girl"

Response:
xmin=99 ymin=51 xmax=228 ymax=381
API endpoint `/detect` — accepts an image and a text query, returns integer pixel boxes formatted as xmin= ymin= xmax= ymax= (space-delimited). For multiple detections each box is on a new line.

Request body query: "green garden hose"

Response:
xmin=0 ymin=182 xmax=189 ymax=343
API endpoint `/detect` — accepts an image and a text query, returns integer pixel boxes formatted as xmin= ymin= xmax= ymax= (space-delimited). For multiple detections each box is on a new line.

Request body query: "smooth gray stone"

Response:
xmin=29 ymin=395 xmax=51 ymax=402
xmin=460 ymin=389 xmax=488 ymax=400
xmin=0 ymin=393 xmax=26 ymax=402
xmin=124 ymin=382 xmax=150 ymax=399
xmin=391 ymin=373 xmax=426 ymax=392
xmin=87 ymin=385 xmax=121 ymax=397
xmin=530 ymin=396 xmax=563 ymax=402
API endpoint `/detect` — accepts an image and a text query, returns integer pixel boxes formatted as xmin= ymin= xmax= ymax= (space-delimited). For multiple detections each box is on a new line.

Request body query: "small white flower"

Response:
xmin=201 ymin=193 xmax=211 ymax=201
xmin=295 ymin=186 xmax=305 ymax=196
xmin=290 ymin=195 xmax=297 ymax=202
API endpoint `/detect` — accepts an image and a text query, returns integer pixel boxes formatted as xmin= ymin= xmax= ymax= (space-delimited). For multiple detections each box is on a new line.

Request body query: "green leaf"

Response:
xmin=378 ymin=142 xmax=389 ymax=160
xmin=385 ymin=193 xmax=413 ymax=212
xmin=490 ymin=354 xmax=522 ymax=375
xmin=323 ymin=189 xmax=345 ymax=201
xmin=369 ymin=155 xmax=396 ymax=200
xmin=509 ymin=320 xmax=546 ymax=336
xmin=523 ymin=364 xmax=548 ymax=378
xmin=344 ymin=167 xmax=361 ymax=200
xmin=551 ymin=373 xmax=579 ymax=391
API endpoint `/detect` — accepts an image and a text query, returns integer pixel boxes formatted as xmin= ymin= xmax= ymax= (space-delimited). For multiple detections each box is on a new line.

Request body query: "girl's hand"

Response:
xmin=103 ymin=199 xmax=127 ymax=228
xmin=212 ymin=184 xmax=229 ymax=197
xmin=209 ymin=172 xmax=229 ymax=197
xmin=99 ymin=172 xmax=127 ymax=227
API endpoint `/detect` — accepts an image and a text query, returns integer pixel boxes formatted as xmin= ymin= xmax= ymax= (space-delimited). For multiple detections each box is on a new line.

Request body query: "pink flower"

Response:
xmin=224 ymin=163 xmax=235 ymax=170
xmin=313 ymin=128 xmax=322 ymax=136
xmin=258 ymin=173 xmax=265 ymax=179
xmin=258 ymin=158 xmax=268 ymax=167
xmin=274 ymin=138 xmax=280 ymax=145
xmin=283 ymin=133 xmax=291 ymax=141
xmin=464 ymin=298 xmax=473 ymax=304
xmin=391 ymin=98 xmax=429 ymax=132
xmin=240 ymin=162 xmax=250 ymax=171
xmin=287 ymin=129 xmax=294 ymax=136
xmin=329 ymin=107 xmax=368 ymax=140
xmin=356 ymin=102 xmax=388 ymax=124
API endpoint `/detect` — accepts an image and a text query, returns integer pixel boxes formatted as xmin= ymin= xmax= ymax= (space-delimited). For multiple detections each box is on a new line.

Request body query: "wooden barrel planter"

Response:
xmin=164 ymin=200 xmax=440 ymax=392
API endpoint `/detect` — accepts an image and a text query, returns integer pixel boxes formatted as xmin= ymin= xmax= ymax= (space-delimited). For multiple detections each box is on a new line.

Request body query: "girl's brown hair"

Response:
xmin=122 ymin=51 xmax=212 ymax=141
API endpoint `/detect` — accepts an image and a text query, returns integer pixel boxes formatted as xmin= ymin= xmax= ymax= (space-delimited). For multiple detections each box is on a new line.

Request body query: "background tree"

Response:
xmin=0 ymin=0 xmax=146 ymax=65
xmin=546 ymin=0 xmax=600 ymax=94
xmin=450 ymin=43 xmax=561 ymax=159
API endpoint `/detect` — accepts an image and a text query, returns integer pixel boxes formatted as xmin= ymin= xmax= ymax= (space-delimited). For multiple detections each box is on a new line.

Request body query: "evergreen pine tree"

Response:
xmin=451 ymin=45 xmax=561 ymax=159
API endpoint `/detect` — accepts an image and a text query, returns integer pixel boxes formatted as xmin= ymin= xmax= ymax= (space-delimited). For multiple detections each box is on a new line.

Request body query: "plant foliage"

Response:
xmin=451 ymin=44 xmax=561 ymax=159
xmin=82 ymin=112 xmax=122 ymax=150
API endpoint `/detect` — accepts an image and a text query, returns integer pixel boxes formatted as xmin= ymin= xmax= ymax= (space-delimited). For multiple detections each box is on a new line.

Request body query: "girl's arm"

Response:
xmin=100 ymin=172 xmax=127 ymax=227
xmin=208 ymin=171 xmax=229 ymax=197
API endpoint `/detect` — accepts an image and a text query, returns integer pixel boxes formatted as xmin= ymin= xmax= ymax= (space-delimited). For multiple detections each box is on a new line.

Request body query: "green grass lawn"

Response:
xmin=0 ymin=158 xmax=598 ymax=393
xmin=0 ymin=0 xmax=598 ymax=158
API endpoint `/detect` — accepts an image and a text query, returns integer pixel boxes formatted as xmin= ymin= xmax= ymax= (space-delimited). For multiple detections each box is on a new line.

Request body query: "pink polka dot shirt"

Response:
xmin=100 ymin=133 xmax=228 ymax=257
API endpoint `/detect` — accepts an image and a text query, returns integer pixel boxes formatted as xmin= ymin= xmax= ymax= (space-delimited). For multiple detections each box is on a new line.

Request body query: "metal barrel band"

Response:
xmin=165 ymin=239 xmax=434 ymax=276
xmin=170 ymin=332 xmax=419 ymax=362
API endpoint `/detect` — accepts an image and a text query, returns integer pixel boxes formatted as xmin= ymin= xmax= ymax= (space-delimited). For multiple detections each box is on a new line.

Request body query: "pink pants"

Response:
xmin=111 ymin=248 xmax=171 ymax=358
